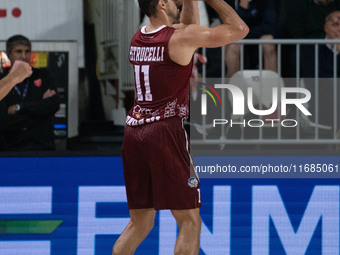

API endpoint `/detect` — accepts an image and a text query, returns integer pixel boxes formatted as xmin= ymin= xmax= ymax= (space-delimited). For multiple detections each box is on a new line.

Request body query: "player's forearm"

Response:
xmin=205 ymin=0 xmax=248 ymax=33
xmin=180 ymin=0 xmax=200 ymax=25
xmin=0 ymin=73 xmax=20 ymax=101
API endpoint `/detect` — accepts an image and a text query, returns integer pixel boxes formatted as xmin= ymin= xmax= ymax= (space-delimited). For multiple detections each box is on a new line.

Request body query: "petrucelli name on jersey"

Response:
xmin=129 ymin=46 xmax=165 ymax=62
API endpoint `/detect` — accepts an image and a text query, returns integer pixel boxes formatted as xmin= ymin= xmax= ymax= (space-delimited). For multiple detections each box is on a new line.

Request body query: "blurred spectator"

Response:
xmin=0 ymin=35 xmax=59 ymax=151
xmin=324 ymin=10 xmax=340 ymax=50
xmin=225 ymin=0 xmax=278 ymax=77
xmin=282 ymin=0 xmax=340 ymax=78
xmin=302 ymin=11 xmax=340 ymax=77
xmin=301 ymin=11 xmax=340 ymax=128
xmin=287 ymin=0 xmax=340 ymax=39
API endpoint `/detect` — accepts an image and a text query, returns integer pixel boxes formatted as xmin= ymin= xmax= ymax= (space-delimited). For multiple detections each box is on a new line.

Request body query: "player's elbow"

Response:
xmin=235 ymin=24 xmax=249 ymax=41
xmin=218 ymin=24 xmax=249 ymax=45
xmin=228 ymin=25 xmax=249 ymax=44
xmin=240 ymin=24 xmax=249 ymax=39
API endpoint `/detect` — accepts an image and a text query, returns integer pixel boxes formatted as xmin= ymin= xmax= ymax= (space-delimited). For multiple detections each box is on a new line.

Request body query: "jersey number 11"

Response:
xmin=134 ymin=65 xmax=153 ymax=102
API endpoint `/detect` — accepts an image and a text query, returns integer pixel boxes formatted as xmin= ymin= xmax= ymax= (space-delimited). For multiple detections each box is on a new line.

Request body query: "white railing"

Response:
xmin=100 ymin=0 xmax=139 ymax=87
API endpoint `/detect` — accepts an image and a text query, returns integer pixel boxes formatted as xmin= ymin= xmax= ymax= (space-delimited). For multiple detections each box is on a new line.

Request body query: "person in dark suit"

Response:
xmin=0 ymin=35 xmax=60 ymax=151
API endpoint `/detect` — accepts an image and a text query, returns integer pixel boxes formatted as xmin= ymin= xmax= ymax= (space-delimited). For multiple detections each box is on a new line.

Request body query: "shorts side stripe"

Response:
xmin=181 ymin=119 xmax=199 ymax=180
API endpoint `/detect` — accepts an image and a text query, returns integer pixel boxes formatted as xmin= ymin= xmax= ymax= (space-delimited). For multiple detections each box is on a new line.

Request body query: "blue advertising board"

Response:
xmin=0 ymin=156 xmax=339 ymax=254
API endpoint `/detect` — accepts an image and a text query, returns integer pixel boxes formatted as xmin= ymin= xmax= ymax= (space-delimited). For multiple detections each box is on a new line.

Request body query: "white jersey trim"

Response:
xmin=141 ymin=25 xmax=167 ymax=34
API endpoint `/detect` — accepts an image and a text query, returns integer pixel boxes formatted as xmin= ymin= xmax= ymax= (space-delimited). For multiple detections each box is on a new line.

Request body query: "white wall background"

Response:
xmin=0 ymin=0 xmax=84 ymax=67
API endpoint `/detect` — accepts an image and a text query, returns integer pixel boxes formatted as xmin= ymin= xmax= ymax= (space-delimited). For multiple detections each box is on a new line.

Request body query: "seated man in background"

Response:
xmin=322 ymin=10 xmax=340 ymax=74
xmin=283 ymin=0 xmax=340 ymax=76
xmin=287 ymin=0 xmax=340 ymax=39
xmin=0 ymin=35 xmax=60 ymax=151
xmin=301 ymin=11 xmax=340 ymax=129
xmin=225 ymin=0 xmax=278 ymax=77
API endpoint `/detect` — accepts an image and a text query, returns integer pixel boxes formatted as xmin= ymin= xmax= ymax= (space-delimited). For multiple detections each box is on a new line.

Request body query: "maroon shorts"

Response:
xmin=122 ymin=117 xmax=201 ymax=210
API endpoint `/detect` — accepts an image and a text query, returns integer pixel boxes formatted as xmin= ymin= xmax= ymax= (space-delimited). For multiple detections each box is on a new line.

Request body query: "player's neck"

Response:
xmin=147 ymin=14 xmax=172 ymax=32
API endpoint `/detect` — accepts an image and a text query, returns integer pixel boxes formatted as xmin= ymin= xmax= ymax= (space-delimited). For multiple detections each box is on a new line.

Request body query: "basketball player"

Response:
xmin=113 ymin=0 xmax=248 ymax=254
xmin=0 ymin=60 xmax=32 ymax=101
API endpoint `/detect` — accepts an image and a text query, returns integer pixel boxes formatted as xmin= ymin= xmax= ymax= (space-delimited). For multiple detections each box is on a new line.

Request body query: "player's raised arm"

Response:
xmin=169 ymin=0 xmax=249 ymax=66
xmin=180 ymin=0 xmax=200 ymax=25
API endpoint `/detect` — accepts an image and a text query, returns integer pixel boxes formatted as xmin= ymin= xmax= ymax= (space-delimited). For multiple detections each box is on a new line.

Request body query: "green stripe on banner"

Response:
xmin=0 ymin=220 xmax=62 ymax=234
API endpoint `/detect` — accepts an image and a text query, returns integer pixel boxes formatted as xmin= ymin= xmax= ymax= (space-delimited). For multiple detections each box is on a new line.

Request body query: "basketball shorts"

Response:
xmin=122 ymin=117 xmax=201 ymax=210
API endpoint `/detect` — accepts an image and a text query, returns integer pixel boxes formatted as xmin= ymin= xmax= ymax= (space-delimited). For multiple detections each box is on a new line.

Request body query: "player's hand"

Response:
xmin=42 ymin=89 xmax=56 ymax=99
xmin=9 ymin=60 xmax=32 ymax=83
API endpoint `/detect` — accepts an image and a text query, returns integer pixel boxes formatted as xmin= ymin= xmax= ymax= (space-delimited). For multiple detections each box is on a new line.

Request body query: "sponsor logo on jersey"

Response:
xmin=188 ymin=177 xmax=198 ymax=188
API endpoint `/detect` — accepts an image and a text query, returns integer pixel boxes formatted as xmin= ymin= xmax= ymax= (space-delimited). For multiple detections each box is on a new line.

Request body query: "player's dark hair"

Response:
xmin=6 ymin=34 xmax=31 ymax=55
xmin=138 ymin=0 xmax=168 ymax=17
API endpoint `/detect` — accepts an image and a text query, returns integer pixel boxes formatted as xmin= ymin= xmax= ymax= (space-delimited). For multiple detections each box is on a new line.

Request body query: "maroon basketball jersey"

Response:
xmin=126 ymin=25 xmax=193 ymax=126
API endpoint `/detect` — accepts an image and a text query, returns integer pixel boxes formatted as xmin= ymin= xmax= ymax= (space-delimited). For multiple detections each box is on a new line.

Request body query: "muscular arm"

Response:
xmin=180 ymin=0 xmax=200 ymax=25
xmin=169 ymin=0 xmax=249 ymax=65
xmin=0 ymin=61 xmax=32 ymax=101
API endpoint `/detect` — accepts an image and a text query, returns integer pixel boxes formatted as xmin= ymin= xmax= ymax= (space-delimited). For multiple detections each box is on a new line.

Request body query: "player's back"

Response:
xmin=127 ymin=25 xmax=193 ymax=126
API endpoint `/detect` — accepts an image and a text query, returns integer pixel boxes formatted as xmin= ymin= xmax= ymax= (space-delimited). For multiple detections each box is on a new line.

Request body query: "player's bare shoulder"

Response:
xmin=169 ymin=23 xmax=200 ymax=66
xmin=170 ymin=23 xmax=202 ymax=46
xmin=169 ymin=23 xmax=189 ymax=49
xmin=171 ymin=23 xmax=201 ymax=34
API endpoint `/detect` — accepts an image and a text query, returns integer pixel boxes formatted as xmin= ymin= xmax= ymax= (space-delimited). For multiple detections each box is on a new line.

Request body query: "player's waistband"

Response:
xmin=125 ymin=115 xmax=162 ymax=126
